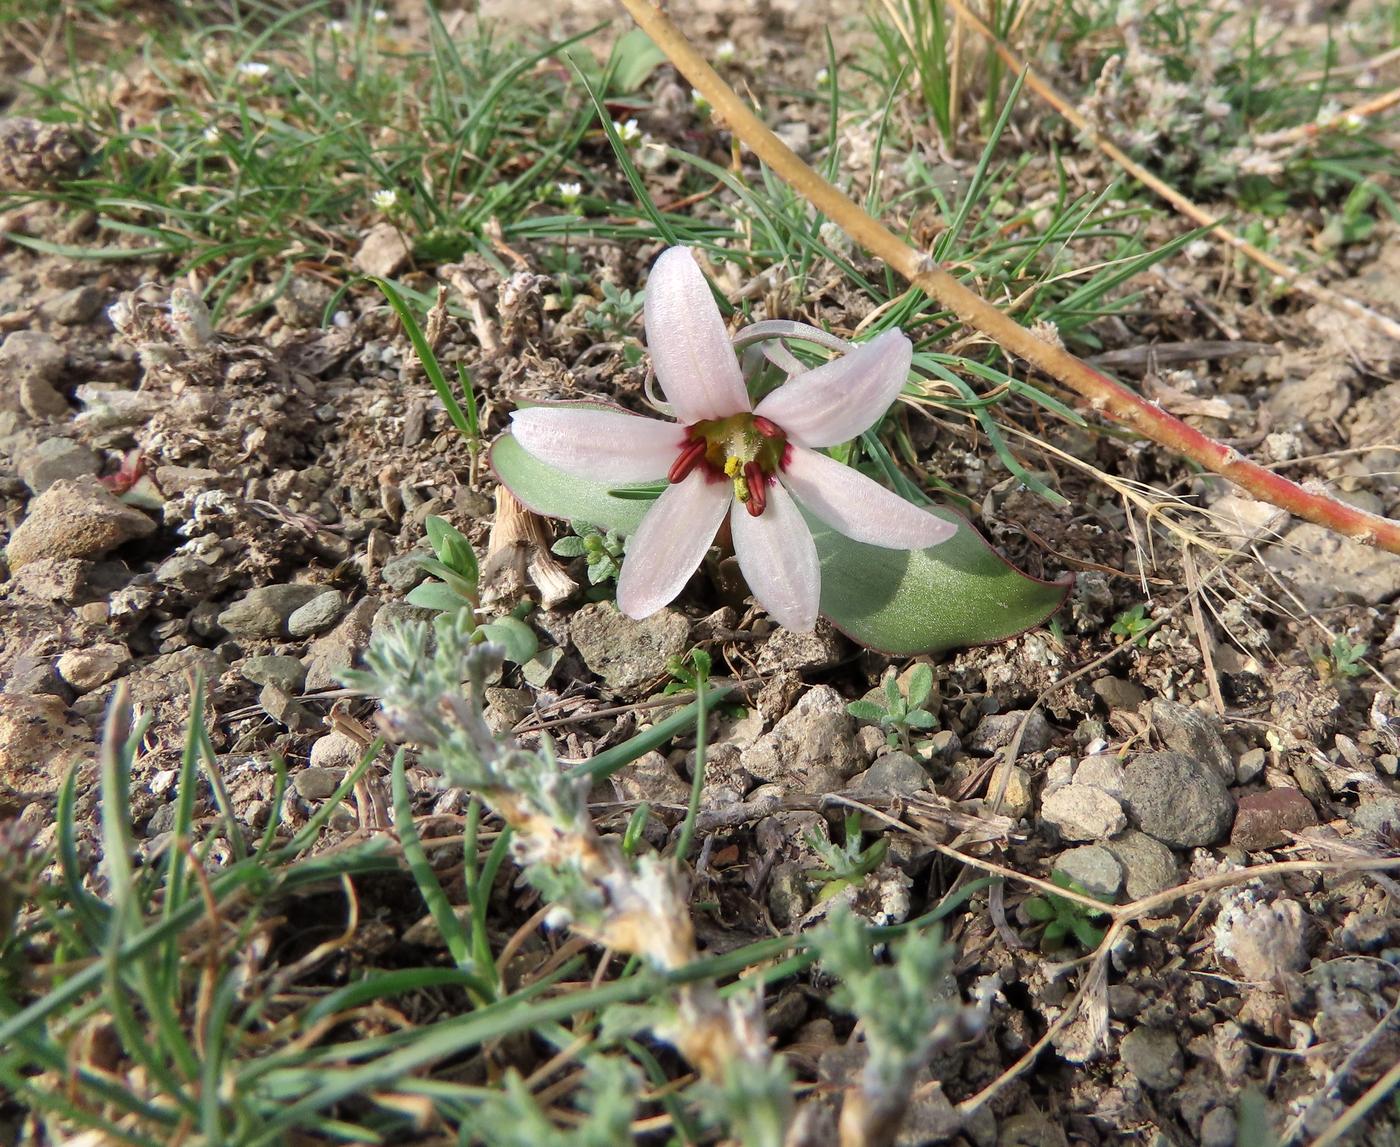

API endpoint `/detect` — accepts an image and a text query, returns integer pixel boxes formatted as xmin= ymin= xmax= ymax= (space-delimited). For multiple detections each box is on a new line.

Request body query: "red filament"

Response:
xmin=668 ymin=438 xmax=707 ymax=484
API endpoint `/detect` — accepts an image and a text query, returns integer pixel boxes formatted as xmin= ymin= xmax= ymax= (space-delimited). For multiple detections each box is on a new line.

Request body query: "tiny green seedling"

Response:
xmin=551 ymin=520 xmax=626 ymax=586
xmin=1311 ymin=634 xmax=1369 ymax=682
xmin=806 ymin=813 xmax=889 ymax=903
xmin=1109 ymin=603 xmax=1153 ymax=648
xmin=846 ymin=664 xmax=938 ymax=752
xmin=662 ymin=647 xmax=712 ymax=697
xmin=1022 ymin=871 xmax=1109 ymax=951
xmin=407 ymin=515 xmax=538 ymax=666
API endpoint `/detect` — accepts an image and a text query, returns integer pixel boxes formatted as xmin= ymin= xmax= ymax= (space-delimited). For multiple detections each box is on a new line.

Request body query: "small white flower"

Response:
xmin=716 ymin=40 xmax=736 ymax=63
xmin=202 ymin=125 xmax=221 ymax=144
xmin=613 ymin=118 xmax=642 ymax=145
xmin=327 ymin=19 xmax=345 ymax=36
xmin=1184 ymin=238 xmax=1212 ymax=262
xmin=372 ymin=188 xmax=399 ymax=212
xmin=557 ymin=181 xmax=582 ymax=205
xmin=238 ymin=60 xmax=271 ymax=81
xmin=815 ymin=67 xmax=830 ymax=85
xmin=372 ymin=8 xmax=388 ymax=23
xmin=690 ymin=88 xmax=710 ymax=113
xmin=508 ymin=248 xmax=953 ymax=630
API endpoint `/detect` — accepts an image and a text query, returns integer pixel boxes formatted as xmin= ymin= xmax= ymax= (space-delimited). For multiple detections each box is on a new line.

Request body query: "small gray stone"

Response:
xmin=3 ymin=653 xmax=69 ymax=699
xmin=55 ymin=643 xmax=130 ymax=693
xmin=1266 ymin=522 xmax=1400 ymax=609
xmin=1092 ymin=676 xmax=1146 ymax=711
xmin=240 ymin=654 xmax=307 ymax=693
xmin=1074 ymin=752 xmax=1126 ymax=797
xmin=998 ymin=1113 xmax=1068 ymax=1147
xmin=1236 ymin=747 xmax=1267 ymax=785
xmin=742 ymin=685 xmax=865 ymax=793
xmin=1122 ymin=751 xmax=1233 ymax=847
xmin=293 ymin=766 xmax=341 ymax=800
xmin=309 ymin=730 xmax=365 ymax=772
xmin=570 ymin=601 xmax=689 ymax=693
xmin=20 ymin=372 xmax=70 ymax=419
xmin=1054 ymin=845 xmax=1123 ymax=898
xmin=483 ymin=686 xmax=532 ymax=736
xmin=352 ymin=221 xmax=411 ymax=278
xmin=611 ymin=750 xmax=691 ymax=805
xmin=999 ymin=764 xmax=1034 ymax=819
xmin=259 ymin=682 xmax=318 ymax=731
xmin=1215 ymin=897 xmax=1309 ymax=980
xmin=1041 ymin=785 xmax=1127 ymax=841
xmin=894 ymin=1083 xmax=961 ymax=1145
xmin=218 ymin=584 xmax=324 ymax=640
xmin=852 ymin=750 xmax=931 ymax=795
xmin=46 ymin=284 xmax=104 ymax=325
xmin=1352 ymin=795 xmax=1400 ymax=834
xmin=381 ymin=549 xmax=430 ymax=593
xmin=968 ymin=709 xmax=1052 ymax=755
xmin=1119 ymin=1026 xmax=1183 ymax=1089
xmin=6 ymin=476 xmax=156 ymax=568
xmin=1148 ymin=698 xmax=1233 ymax=783
xmin=287 ymin=589 xmax=346 ymax=637
xmin=755 ymin=621 xmax=843 ymax=673
xmin=146 ymin=802 xmax=180 ymax=838
xmin=768 ymin=862 xmax=812 ymax=928
xmin=1200 ymin=1108 xmax=1236 ymax=1147
xmin=305 ymin=596 xmax=379 ymax=691
xmin=0 ymin=329 xmax=65 ymax=404
xmin=1104 ymin=829 xmax=1179 ymax=899
xmin=17 ymin=438 xmax=99 ymax=493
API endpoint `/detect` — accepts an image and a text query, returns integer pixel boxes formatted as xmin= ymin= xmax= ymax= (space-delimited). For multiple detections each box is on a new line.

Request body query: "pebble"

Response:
xmin=851 ymin=750 xmax=931 ymax=796
xmin=258 ymin=683 xmax=317 ymax=732
xmin=240 ymin=654 xmax=307 ymax=694
xmin=1148 ymin=698 xmax=1233 ymax=783
xmin=1214 ymin=895 xmax=1309 ymax=980
xmin=4 ymin=654 xmax=69 ymax=699
xmin=1267 ymin=523 xmax=1400 ymax=609
xmin=998 ymin=1113 xmax=1068 ymax=1147
xmin=1200 ymin=1108 xmax=1236 ymax=1147
xmin=570 ymin=601 xmax=689 ymax=692
xmin=17 ymin=437 xmax=99 ymax=493
xmin=287 ymin=589 xmax=346 ymax=637
xmin=1121 ymin=751 xmax=1233 ymax=847
xmin=309 ymin=730 xmax=366 ymax=772
xmin=55 ymin=642 xmax=130 ymax=693
xmin=352 ymin=221 xmax=411 ymax=278
xmin=1231 ymin=788 xmax=1317 ymax=850
xmin=293 ymin=766 xmax=341 ymax=800
xmin=754 ymin=621 xmax=843 ymax=673
xmin=1074 ymin=752 xmax=1126 ymax=797
xmin=999 ymin=764 xmax=1034 ymax=819
xmin=380 ymin=549 xmax=430 ymax=593
xmin=1119 ymin=1026 xmax=1183 ymax=1089
xmin=1091 ymin=676 xmax=1146 ymax=711
xmin=217 ymin=583 xmax=324 ymax=640
xmin=305 ymin=597 xmax=379 ymax=691
xmin=1040 ymin=784 xmax=1127 ymax=841
xmin=5 ymin=476 xmax=156 ymax=569
xmin=1352 ymin=795 xmax=1400 ymax=834
xmin=0 ymin=329 xmax=65 ymax=409
xmin=968 ymin=709 xmax=1051 ymax=755
xmin=610 ymin=750 xmax=691 ymax=805
xmin=1054 ymin=845 xmax=1123 ymax=898
xmin=1236 ymin=747 xmax=1267 ymax=785
xmin=45 ymin=284 xmax=103 ymax=325
xmin=1104 ymin=830 xmax=1180 ymax=899
xmin=742 ymin=685 xmax=865 ymax=793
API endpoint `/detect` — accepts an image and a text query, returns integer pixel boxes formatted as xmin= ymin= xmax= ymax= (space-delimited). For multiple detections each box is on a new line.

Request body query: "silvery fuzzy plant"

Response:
xmin=346 ymin=612 xmax=792 ymax=1144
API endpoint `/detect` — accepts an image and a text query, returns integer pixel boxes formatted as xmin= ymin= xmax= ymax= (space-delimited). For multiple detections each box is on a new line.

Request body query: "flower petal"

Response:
xmin=616 ymin=472 xmax=730 ymax=619
xmin=730 ymin=481 xmax=820 ymax=631
xmin=753 ymin=329 xmax=912 ymax=447
xmin=643 ymin=247 xmax=751 ymax=423
xmin=510 ymin=406 xmax=682 ymax=482
xmin=781 ymin=446 xmax=956 ymax=549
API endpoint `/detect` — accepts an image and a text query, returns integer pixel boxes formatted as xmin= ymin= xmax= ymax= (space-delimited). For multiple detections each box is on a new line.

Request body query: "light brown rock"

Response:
xmin=6 ymin=477 xmax=156 ymax=569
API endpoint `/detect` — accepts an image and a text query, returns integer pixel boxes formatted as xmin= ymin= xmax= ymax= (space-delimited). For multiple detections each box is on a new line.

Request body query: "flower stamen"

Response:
xmin=743 ymin=462 xmax=767 ymax=517
xmin=668 ymin=438 xmax=708 ymax=484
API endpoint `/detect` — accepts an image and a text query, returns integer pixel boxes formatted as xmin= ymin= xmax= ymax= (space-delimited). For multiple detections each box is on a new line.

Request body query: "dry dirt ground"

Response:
xmin=2 ymin=2 xmax=1400 ymax=1145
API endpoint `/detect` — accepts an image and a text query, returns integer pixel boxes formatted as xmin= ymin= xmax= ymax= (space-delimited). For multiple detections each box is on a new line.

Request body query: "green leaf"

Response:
xmin=418 ymin=557 xmax=478 ymax=602
xmin=552 ymin=536 xmax=587 ymax=557
xmin=1069 ymin=916 xmax=1107 ymax=949
xmin=405 ymin=582 xmax=469 ymax=613
xmin=883 ymin=676 xmax=902 ymax=711
xmin=606 ymin=28 xmax=667 ymax=94
xmin=903 ymin=709 xmax=937 ymax=730
xmin=491 ymin=430 xmax=1071 ymax=655
xmin=845 ymin=700 xmax=887 ymax=722
xmin=906 ymin=663 xmax=934 ymax=709
xmin=1022 ymin=897 xmax=1056 ymax=923
xmin=478 ymin=617 xmax=539 ymax=665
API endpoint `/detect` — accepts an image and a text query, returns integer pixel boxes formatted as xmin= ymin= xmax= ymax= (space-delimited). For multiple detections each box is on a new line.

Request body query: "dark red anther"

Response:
xmin=753 ymin=415 xmax=783 ymax=439
xmin=743 ymin=462 xmax=766 ymax=517
xmin=668 ymin=438 xmax=708 ymax=484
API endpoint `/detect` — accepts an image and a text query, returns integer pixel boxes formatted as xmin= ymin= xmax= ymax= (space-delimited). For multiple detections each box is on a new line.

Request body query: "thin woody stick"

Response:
xmin=615 ymin=0 xmax=1400 ymax=556
xmin=943 ymin=0 xmax=1400 ymax=343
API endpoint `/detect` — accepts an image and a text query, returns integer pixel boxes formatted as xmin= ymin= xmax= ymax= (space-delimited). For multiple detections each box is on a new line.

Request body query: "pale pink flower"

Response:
xmin=510 ymin=247 xmax=955 ymax=630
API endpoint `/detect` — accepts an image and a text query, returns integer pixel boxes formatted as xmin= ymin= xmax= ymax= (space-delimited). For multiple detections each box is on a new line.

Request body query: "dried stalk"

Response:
xmin=615 ymin=0 xmax=1400 ymax=556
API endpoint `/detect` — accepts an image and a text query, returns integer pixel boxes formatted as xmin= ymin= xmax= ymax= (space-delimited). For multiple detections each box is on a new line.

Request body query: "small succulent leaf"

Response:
xmin=903 ymin=709 xmax=937 ymax=729
xmin=1023 ymin=897 xmax=1056 ymax=923
xmin=1070 ymin=917 xmax=1107 ymax=949
xmin=406 ymin=582 xmax=471 ymax=612
xmin=845 ymin=700 xmax=886 ymax=722
xmin=884 ymin=676 xmax=902 ymax=711
xmin=418 ymin=558 xmax=478 ymax=601
xmin=440 ymin=534 xmax=479 ymax=588
xmin=1042 ymin=920 xmax=1069 ymax=950
xmin=688 ymin=648 xmax=712 ymax=677
xmin=424 ymin=514 xmax=465 ymax=555
xmin=491 ymin=428 xmax=652 ymax=534
xmin=906 ymin=663 xmax=934 ymax=709
xmin=478 ymin=617 xmax=539 ymax=664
